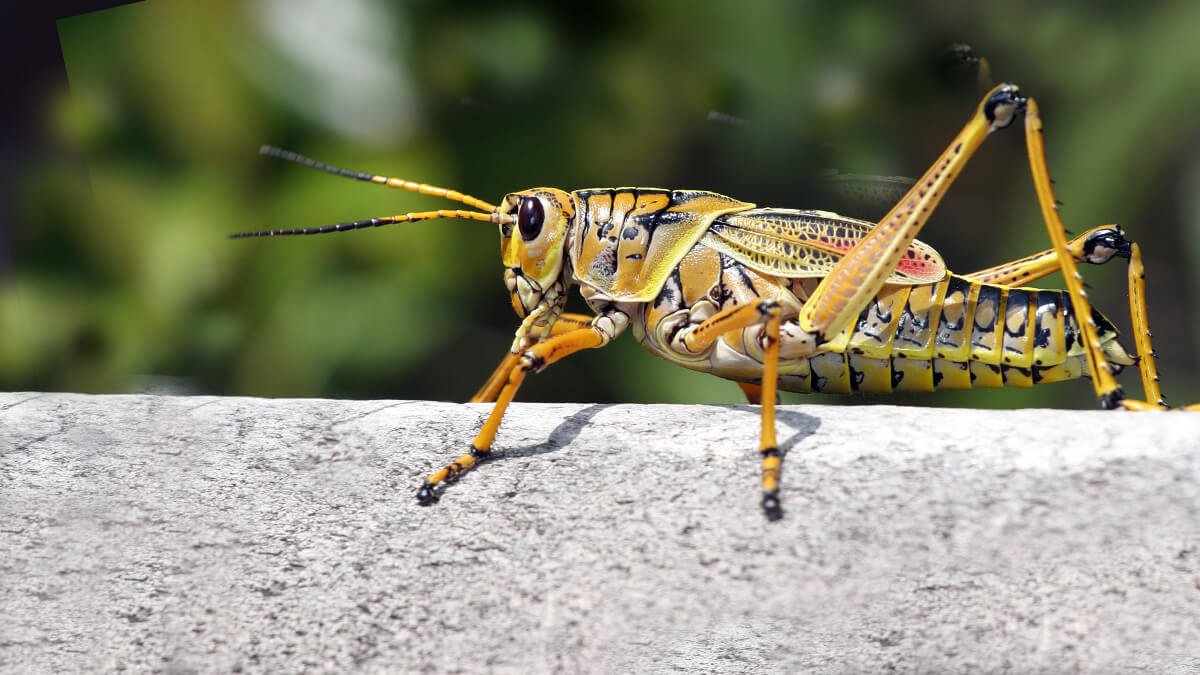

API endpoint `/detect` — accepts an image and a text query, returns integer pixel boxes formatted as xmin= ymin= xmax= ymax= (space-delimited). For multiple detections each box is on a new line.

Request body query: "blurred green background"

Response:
xmin=5 ymin=0 xmax=1200 ymax=409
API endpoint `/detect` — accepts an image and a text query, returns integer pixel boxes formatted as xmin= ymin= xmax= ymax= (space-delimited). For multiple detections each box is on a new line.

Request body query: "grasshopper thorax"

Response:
xmin=498 ymin=188 xmax=575 ymax=318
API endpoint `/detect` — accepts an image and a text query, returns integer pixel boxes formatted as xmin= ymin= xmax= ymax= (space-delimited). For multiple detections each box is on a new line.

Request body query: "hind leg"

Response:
xmin=963 ymin=225 xmax=1130 ymax=286
xmin=1019 ymin=100 xmax=1196 ymax=410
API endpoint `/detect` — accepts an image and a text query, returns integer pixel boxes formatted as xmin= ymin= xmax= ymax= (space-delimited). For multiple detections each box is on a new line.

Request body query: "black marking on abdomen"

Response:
xmin=935 ymin=276 xmax=970 ymax=346
xmin=973 ymin=284 xmax=1002 ymax=334
xmin=1091 ymin=307 xmax=1116 ymax=337
xmin=1033 ymin=291 xmax=1061 ymax=349
xmin=849 ymin=359 xmax=865 ymax=392
xmin=1003 ymin=366 xmax=1032 ymax=382
xmin=874 ymin=302 xmax=894 ymax=325
xmin=1004 ymin=288 xmax=1031 ymax=351
xmin=854 ymin=304 xmax=873 ymax=334
xmin=597 ymin=219 xmax=616 ymax=241
xmin=895 ymin=302 xmax=929 ymax=348
xmin=1062 ymin=294 xmax=1078 ymax=353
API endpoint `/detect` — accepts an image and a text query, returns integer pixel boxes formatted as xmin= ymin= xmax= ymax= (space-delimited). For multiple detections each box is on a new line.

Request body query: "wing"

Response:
xmin=701 ymin=208 xmax=947 ymax=284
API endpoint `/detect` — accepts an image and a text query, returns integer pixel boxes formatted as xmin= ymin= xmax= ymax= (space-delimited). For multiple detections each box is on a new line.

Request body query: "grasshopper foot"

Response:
xmin=1100 ymin=389 xmax=1126 ymax=410
xmin=416 ymin=482 xmax=440 ymax=506
xmin=762 ymin=491 xmax=784 ymax=521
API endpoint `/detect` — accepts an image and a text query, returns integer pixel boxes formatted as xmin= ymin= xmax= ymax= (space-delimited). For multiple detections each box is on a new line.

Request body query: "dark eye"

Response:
xmin=518 ymin=198 xmax=544 ymax=241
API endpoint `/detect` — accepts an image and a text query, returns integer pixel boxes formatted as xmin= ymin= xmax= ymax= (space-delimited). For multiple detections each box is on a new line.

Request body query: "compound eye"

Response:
xmin=518 ymin=197 xmax=545 ymax=241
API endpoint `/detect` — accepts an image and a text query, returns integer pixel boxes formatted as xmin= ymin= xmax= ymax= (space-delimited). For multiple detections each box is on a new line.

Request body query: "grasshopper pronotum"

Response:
xmin=234 ymin=84 xmax=1196 ymax=520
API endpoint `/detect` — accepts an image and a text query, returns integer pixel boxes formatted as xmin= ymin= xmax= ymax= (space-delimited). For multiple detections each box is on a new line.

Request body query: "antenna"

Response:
xmin=229 ymin=147 xmax=507 ymax=238
xmin=258 ymin=145 xmax=497 ymax=212
xmin=229 ymin=209 xmax=502 ymax=239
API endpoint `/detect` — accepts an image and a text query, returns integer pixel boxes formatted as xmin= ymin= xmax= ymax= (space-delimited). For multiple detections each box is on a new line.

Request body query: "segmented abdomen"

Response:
xmin=779 ymin=274 xmax=1134 ymax=394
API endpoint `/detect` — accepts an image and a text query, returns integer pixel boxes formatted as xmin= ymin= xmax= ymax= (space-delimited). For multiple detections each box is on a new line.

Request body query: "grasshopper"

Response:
xmin=234 ymin=84 xmax=1196 ymax=520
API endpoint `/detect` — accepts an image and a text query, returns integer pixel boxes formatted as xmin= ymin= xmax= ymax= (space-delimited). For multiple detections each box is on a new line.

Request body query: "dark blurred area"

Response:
xmin=3 ymin=0 xmax=1199 ymax=409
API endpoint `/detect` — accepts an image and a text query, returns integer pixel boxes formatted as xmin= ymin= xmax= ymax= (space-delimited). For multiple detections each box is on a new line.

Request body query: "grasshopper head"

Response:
xmin=230 ymin=148 xmax=575 ymax=321
xmin=498 ymin=188 xmax=574 ymax=318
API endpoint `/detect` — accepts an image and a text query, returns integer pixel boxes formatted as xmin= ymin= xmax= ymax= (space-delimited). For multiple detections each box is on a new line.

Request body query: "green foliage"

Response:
xmin=6 ymin=0 xmax=1200 ymax=409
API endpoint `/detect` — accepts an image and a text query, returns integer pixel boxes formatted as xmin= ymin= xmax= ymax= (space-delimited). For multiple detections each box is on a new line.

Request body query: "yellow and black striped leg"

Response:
xmin=418 ymin=313 xmax=622 ymax=504
xmin=759 ymin=309 xmax=784 ymax=520
xmin=961 ymin=226 xmax=1190 ymax=409
xmin=1122 ymin=243 xmax=1200 ymax=410
xmin=796 ymin=84 xmax=1023 ymax=343
xmin=682 ymin=298 xmax=785 ymax=519
xmin=1022 ymin=100 xmax=1168 ymax=411
xmin=1126 ymin=243 xmax=1167 ymax=408
xmin=471 ymin=313 xmax=593 ymax=403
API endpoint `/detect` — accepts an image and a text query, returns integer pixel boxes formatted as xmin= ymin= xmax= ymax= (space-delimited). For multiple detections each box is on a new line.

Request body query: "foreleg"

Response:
xmin=419 ymin=307 xmax=632 ymax=503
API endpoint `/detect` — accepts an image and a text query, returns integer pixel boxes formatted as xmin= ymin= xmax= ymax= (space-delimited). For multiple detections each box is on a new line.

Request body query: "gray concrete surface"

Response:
xmin=2 ymin=392 xmax=1199 ymax=673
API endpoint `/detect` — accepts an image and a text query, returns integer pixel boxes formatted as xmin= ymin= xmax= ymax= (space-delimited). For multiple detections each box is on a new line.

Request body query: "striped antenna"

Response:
xmin=230 ymin=146 xmax=508 ymax=238
xmin=229 ymin=209 xmax=502 ymax=239
xmin=257 ymin=145 xmax=497 ymax=212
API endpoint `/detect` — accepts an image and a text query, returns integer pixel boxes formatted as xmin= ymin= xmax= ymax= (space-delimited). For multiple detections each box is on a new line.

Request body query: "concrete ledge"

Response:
xmin=2 ymin=393 xmax=1199 ymax=672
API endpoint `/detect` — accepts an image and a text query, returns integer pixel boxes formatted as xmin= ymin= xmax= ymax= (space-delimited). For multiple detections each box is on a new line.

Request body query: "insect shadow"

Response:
xmin=424 ymin=403 xmax=608 ymax=503
xmin=493 ymin=404 xmax=820 ymax=461
xmin=747 ymin=406 xmax=820 ymax=456
xmin=495 ymin=403 xmax=610 ymax=461
xmin=430 ymin=403 xmax=820 ymax=509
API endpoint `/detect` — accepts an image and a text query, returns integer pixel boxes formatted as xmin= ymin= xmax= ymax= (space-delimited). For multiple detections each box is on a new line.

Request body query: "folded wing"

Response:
xmin=703 ymin=208 xmax=947 ymax=284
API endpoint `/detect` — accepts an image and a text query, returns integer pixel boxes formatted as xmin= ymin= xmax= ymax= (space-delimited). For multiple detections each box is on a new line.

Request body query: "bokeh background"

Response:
xmin=5 ymin=0 xmax=1200 ymax=409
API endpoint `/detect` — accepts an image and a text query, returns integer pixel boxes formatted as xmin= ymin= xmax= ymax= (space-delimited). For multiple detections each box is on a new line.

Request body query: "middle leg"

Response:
xmin=675 ymin=298 xmax=786 ymax=519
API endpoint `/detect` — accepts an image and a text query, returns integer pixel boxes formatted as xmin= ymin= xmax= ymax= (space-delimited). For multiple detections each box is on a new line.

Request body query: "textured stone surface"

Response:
xmin=2 ymin=392 xmax=1200 ymax=672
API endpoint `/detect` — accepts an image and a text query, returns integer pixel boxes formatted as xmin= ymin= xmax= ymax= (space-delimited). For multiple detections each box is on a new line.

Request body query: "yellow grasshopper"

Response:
xmin=233 ymin=84 xmax=1195 ymax=520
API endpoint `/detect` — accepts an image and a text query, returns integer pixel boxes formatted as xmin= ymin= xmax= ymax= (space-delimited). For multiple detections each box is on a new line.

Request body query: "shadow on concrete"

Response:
xmin=710 ymin=404 xmax=823 ymax=455
xmin=496 ymin=403 xmax=612 ymax=460
xmin=423 ymin=404 xmax=612 ymax=503
xmin=426 ymin=403 xmax=820 ymax=507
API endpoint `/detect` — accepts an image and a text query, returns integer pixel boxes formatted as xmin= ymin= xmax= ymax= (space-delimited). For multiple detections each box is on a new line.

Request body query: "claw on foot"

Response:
xmin=416 ymin=482 xmax=439 ymax=506
xmin=1100 ymin=389 xmax=1125 ymax=410
xmin=762 ymin=491 xmax=783 ymax=521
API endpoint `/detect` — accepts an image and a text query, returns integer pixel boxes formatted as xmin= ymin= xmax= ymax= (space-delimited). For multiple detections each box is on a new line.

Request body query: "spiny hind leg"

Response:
xmin=1124 ymin=243 xmax=1200 ymax=410
xmin=962 ymin=226 xmax=1190 ymax=409
xmin=963 ymin=225 xmax=1131 ymax=286
xmin=1124 ymin=243 xmax=1167 ymax=408
xmin=796 ymin=84 xmax=1025 ymax=346
xmin=419 ymin=308 xmax=631 ymax=504
xmin=747 ymin=85 xmax=1027 ymax=512
xmin=1020 ymin=100 xmax=1191 ymax=410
